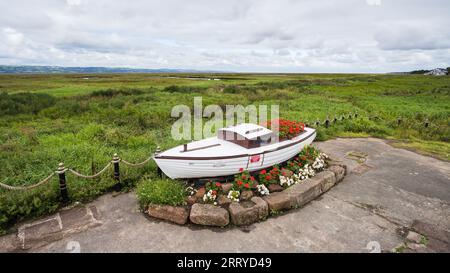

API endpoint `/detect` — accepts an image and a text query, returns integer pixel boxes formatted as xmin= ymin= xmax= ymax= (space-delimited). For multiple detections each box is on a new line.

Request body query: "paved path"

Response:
xmin=18 ymin=138 xmax=450 ymax=252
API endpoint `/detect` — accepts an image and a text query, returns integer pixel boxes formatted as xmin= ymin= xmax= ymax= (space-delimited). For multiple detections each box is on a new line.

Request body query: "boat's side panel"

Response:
xmin=256 ymin=130 xmax=316 ymax=170
xmin=154 ymin=157 xmax=249 ymax=179
xmin=155 ymin=131 xmax=316 ymax=179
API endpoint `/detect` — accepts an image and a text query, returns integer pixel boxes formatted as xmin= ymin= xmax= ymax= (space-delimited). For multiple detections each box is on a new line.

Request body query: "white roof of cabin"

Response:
xmin=219 ymin=123 xmax=273 ymax=140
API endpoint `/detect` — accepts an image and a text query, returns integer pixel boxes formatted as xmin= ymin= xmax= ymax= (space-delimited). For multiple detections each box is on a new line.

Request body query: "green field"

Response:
xmin=0 ymin=73 xmax=449 ymax=233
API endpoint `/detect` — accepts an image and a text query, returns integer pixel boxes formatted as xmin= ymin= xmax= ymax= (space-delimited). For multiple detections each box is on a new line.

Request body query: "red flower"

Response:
xmin=239 ymin=168 xmax=244 ymax=172
xmin=265 ymin=175 xmax=272 ymax=180
xmin=242 ymin=175 xmax=246 ymax=179
xmin=244 ymin=183 xmax=250 ymax=189
xmin=260 ymin=169 xmax=267 ymax=175
xmin=212 ymin=190 xmax=217 ymax=195
xmin=215 ymin=182 xmax=221 ymax=187
xmin=273 ymin=167 xmax=278 ymax=171
xmin=237 ymin=180 xmax=243 ymax=186
xmin=250 ymin=176 xmax=255 ymax=181
xmin=282 ymin=171 xmax=286 ymax=176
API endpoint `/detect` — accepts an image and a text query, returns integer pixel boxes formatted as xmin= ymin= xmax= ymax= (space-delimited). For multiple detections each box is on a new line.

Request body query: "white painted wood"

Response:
xmin=154 ymin=125 xmax=316 ymax=179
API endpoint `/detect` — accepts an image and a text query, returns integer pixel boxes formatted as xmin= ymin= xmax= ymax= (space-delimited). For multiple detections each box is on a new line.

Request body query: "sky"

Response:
xmin=0 ymin=0 xmax=449 ymax=73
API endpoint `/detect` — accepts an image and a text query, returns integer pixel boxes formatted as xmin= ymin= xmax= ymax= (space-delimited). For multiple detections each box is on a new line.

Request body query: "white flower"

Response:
xmin=227 ymin=190 xmax=240 ymax=202
xmin=203 ymin=190 xmax=217 ymax=203
xmin=256 ymin=184 xmax=270 ymax=196
xmin=185 ymin=186 xmax=197 ymax=196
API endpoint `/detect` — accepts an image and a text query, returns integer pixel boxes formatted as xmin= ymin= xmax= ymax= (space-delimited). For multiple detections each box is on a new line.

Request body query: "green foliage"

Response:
xmin=136 ymin=178 xmax=186 ymax=207
xmin=90 ymin=88 xmax=144 ymax=97
xmin=0 ymin=92 xmax=56 ymax=115
xmin=233 ymin=169 xmax=255 ymax=191
xmin=205 ymin=180 xmax=222 ymax=193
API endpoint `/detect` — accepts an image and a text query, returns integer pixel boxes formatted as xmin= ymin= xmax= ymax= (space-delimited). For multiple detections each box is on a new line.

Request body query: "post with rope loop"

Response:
xmin=112 ymin=153 xmax=121 ymax=190
xmin=324 ymin=116 xmax=330 ymax=128
xmin=56 ymin=163 xmax=69 ymax=204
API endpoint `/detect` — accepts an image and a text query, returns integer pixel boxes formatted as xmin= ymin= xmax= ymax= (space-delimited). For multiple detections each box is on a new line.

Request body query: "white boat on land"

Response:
xmin=153 ymin=123 xmax=316 ymax=179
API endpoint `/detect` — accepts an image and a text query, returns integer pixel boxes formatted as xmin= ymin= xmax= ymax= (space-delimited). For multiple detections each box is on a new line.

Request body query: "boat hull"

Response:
xmin=154 ymin=130 xmax=316 ymax=179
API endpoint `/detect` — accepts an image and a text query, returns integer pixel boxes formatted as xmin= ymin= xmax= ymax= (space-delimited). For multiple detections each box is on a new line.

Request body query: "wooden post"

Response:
xmin=57 ymin=163 xmax=69 ymax=204
xmin=397 ymin=118 xmax=402 ymax=126
xmin=333 ymin=116 xmax=338 ymax=123
xmin=112 ymin=153 xmax=121 ymax=191
xmin=348 ymin=112 xmax=352 ymax=119
xmin=424 ymin=119 xmax=429 ymax=128
xmin=315 ymin=119 xmax=320 ymax=126
xmin=325 ymin=116 xmax=330 ymax=128
xmin=354 ymin=112 xmax=358 ymax=118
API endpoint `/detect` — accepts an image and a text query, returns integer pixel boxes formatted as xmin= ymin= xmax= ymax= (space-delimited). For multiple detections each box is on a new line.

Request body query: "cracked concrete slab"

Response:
xmin=2 ymin=138 xmax=448 ymax=253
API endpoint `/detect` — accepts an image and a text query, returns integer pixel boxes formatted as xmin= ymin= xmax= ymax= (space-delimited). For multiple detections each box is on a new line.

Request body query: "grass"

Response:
xmin=0 ymin=72 xmax=449 ymax=233
xmin=136 ymin=178 xmax=186 ymax=208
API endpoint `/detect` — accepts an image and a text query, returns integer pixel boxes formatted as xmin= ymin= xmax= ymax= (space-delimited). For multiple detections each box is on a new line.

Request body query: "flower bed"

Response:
xmin=263 ymin=119 xmax=305 ymax=139
xmin=137 ymin=146 xmax=347 ymax=227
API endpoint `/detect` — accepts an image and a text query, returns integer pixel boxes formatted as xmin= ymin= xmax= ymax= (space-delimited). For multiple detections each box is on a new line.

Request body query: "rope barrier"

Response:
xmin=0 ymin=173 xmax=55 ymax=191
xmin=67 ymin=162 xmax=112 ymax=179
xmin=120 ymin=155 xmax=153 ymax=167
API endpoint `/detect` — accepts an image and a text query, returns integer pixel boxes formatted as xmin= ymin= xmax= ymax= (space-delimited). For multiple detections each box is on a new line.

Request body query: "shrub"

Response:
xmin=90 ymin=88 xmax=143 ymax=97
xmin=0 ymin=92 xmax=56 ymax=116
xmin=136 ymin=178 xmax=186 ymax=208
xmin=163 ymin=85 xmax=206 ymax=93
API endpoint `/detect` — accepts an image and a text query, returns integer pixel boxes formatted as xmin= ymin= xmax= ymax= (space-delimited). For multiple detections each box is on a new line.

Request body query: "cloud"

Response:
xmin=0 ymin=0 xmax=449 ymax=72
xmin=375 ymin=24 xmax=450 ymax=50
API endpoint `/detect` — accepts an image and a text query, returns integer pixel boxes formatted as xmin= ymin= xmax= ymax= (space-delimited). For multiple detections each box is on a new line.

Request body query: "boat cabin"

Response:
xmin=218 ymin=123 xmax=274 ymax=149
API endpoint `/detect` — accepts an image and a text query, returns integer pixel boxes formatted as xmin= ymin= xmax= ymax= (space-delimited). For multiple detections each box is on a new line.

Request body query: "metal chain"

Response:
xmin=0 ymin=173 xmax=55 ymax=191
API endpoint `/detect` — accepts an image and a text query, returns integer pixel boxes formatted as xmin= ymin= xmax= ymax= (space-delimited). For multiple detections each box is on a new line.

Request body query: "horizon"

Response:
xmin=1 ymin=0 xmax=450 ymax=73
xmin=1 ymin=64 xmax=448 ymax=74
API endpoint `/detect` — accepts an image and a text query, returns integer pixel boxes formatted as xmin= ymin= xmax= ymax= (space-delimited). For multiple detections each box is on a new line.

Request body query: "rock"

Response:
xmin=285 ymin=171 xmax=336 ymax=207
xmin=327 ymin=165 xmax=346 ymax=183
xmin=228 ymin=197 xmax=268 ymax=226
xmin=217 ymin=195 xmax=232 ymax=208
xmin=316 ymin=171 xmax=337 ymax=192
xmin=262 ymin=192 xmax=295 ymax=212
xmin=148 ymin=204 xmax=189 ymax=225
xmin=221 ymin=183 xmax=233 ymax=193
xmin=194 ymin=187 xmax=205 ymax=202
xmin=411 ymin=220 xmax=450 ymax=244
xmin=268 ymin=184 xmax=283 ymax=193
xmin=406 ymin=242 xmax=426 ymax=251
xmin=190 ymin=203 xmax=229 ymax=227
xmin=406 ymin=231 xmax=423 ymax=244
xmin=186 ymin=196 xmax=197 ymax=206
xmin=240 ymin=190 xmax=254 ymax=201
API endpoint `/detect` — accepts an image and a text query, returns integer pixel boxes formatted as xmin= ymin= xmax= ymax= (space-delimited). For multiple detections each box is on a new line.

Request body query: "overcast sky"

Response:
xmin=1 ymin=0 xmax=449 ymax=72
